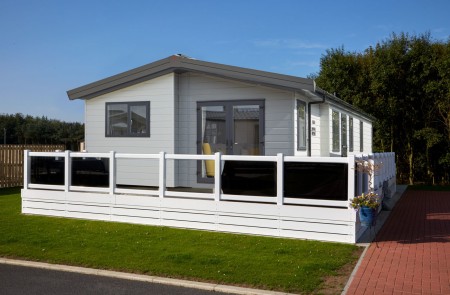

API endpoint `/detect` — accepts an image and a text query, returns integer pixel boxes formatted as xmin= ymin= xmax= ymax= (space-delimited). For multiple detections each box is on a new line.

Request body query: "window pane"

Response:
xmin=360 ymin=121 xmax=364 ymax=152
xmin=107 ymin=104 xmax=128 ymax=136
xmin=200 ymin=105 xmax=226 ymax=178
xmin=297 ymin=101 xmax=306 ymax=150
xmin=349 ymin=117 xmax=354 ymax=152
xmin=233 ymin=105 xmax=260 ymax=155
xmin=201 ymin=106 xmax=226 ymax=152
xmin=341 ymin=114 xmax=347 ymax=155
xmin=332 ymin=110 xmax=340 ymax=152
xmin=130 ymin=104 xmax=148 ymax=135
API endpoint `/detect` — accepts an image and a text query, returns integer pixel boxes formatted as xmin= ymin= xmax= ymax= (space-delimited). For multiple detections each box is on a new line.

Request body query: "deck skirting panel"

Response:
xmin=22 ymin=189 xmax=356 ymax=243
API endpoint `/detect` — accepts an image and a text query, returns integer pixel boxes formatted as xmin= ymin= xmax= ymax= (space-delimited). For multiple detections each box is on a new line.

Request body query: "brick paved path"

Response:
xmin=347 ymin=190 xmax=450 ymax=295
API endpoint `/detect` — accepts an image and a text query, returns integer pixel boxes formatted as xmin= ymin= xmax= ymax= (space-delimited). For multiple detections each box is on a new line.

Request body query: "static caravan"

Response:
xmin=67 ymin=54 xmax=374 ymax=188
xmin=22 ymin=55 xmax=396 ymax=243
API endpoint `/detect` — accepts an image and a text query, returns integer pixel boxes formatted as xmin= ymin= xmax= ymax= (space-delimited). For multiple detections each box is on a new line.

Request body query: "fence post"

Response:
xmin=276 ymin=153 xmax=284 ymax=206
xmin=214 ymin=152 xmax=221 ymax=202
xmin=109 ymin=151 xmax=115 ymax=195
xmin=64 ymin=150 xmax=71 ymax=192
xmin=23 ymin=150 xmax=30 ymax=189
xmin=159 ymin=151 xmax=166 ymax=198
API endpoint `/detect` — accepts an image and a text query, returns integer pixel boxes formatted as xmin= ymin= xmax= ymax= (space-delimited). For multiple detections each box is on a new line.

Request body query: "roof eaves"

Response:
xmin=67 ymin=55 xmax=315 ymax=100
xmin=67 ymin=56 xmax=175 ymax=100
xmin=314 ymin=86 xmax=376 ymax=122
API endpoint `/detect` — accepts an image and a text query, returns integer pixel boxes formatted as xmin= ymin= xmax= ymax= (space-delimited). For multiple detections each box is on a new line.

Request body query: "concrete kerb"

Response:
xmin=0 ymin=258 xmax=294 ymax=295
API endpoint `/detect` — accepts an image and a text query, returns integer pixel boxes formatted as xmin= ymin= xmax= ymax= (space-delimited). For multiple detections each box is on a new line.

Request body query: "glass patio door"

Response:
xmin=197 ymin=100 xmax=264 ymax=180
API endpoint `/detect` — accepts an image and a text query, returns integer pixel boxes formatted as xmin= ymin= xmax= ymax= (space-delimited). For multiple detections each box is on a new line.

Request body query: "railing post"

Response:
xmin=109 ymin=151 xmax=115 ymax=195
xmin=355 ymin=155 xmax=362 ymax=196
xmin=348 ymin=155 xmax=355 ymax=202
xmin=23 ymin=150 xmax=30 ymax=189
xmin=64 ymin=150 xmax=71 ymax=192
xmin=368 ymin=154 xmax=375 ymax=192
xmin=276 ymin=153 xmax=284 ymax=206
xmin=214 ymin=152 xmax=221 ymax=202
xmin=159 ymin=151 xmax=166 ymax=198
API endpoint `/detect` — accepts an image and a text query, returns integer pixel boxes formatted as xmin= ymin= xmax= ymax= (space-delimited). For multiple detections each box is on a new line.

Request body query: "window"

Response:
xmin=197 ymin=100 xmax=264 ymax=182
xmin=360 ymin=121 xmax=364 ymax=152
xmin=297 ymin=100 xmax=306 ymax=150
xmin=349 ymin=117 xmax=354 ymax=152
xmin=332 ymin=110 xmax=340 ymax=152
xmin=341 ymin=114 xmax=347 ymax=156
xmin=106 ymin=102 xmax=150 ymax=137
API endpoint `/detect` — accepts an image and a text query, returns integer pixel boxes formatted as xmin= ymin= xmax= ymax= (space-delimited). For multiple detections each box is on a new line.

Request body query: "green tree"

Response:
xmin=314 ymin=32 xmax=450 ymax=184
xmin=0 ymin=113 xmax=84 ymax=150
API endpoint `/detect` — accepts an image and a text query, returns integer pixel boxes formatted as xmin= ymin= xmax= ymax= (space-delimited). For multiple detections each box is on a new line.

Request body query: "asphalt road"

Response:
xmin=0 ymin=264 xmax=228 ymax=295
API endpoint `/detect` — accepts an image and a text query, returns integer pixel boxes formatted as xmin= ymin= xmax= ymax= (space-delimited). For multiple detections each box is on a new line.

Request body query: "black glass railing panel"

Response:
xmin=221 ymin=161 xmax=276 ymax=196
xmin=30 ymin=157 xmax=109 ymax=187
xmin=71 ymin=158 xmax=109 ymax=187
xmin=31 ymin=157 xmax=65 ymax=185
xmin=221 ymin=161 xmax=348 ymax=201
xmin=284 ymin=162 xmax=348 ymax=201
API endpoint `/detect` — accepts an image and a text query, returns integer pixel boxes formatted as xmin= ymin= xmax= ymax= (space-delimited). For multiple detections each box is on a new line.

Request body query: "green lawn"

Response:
xmin=0 ymin=187 xmax=361 ymax=294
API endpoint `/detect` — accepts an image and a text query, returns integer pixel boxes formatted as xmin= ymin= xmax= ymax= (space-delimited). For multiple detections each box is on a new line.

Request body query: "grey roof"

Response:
xmin=66 ymin=54 xmax=374 ymax=121
xmin=67 ymin=54 xmax=315 ymax=100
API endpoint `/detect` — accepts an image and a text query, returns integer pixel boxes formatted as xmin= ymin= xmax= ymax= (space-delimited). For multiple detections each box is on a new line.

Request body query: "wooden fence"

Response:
xmin=0 ymin=145 xmax=65 ymax=188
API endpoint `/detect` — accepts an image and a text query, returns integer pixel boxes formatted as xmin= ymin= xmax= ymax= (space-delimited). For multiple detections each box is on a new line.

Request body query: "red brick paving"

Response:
xmin=347 ymin=190 xmax=450 ymax=295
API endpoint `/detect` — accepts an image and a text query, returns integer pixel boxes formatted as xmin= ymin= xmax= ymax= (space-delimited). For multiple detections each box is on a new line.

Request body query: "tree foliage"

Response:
xmin=0 ymin=113 xmax=84 ymax=151
xmin=314 ymin=32 xmax=450 ymax=185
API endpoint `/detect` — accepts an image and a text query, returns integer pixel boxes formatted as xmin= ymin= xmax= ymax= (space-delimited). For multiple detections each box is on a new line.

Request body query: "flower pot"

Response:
xmin=359 ymin=206 xmax=376 ymax=227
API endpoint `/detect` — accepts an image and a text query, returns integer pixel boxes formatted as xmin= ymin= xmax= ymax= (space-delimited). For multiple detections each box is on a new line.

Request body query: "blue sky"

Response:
xmin=1 ymin=0 xmax=449 ymax=123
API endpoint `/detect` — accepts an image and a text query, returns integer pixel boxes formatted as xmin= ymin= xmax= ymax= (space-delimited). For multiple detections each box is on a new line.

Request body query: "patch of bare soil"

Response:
xmin=314 ymin=246 xmax=365 ymax=295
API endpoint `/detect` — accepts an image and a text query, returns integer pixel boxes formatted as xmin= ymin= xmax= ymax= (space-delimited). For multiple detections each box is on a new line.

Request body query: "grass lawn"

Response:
xmin=0 ymin=187 xmax=362 ymax=294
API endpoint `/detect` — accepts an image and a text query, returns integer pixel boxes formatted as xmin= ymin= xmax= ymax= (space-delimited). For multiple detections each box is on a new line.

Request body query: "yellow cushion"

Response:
xmin=202 ymin=143 xmax=215 ymax=177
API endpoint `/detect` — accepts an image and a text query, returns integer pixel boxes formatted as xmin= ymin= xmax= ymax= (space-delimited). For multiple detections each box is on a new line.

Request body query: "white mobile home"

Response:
xmin=21 ymin=55 xmax=393 ymax=244
xmin=67 ymin=54 xmax=374 ymax=188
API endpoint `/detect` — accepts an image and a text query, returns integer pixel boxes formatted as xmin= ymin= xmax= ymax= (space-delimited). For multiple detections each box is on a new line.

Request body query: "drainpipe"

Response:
xmin=307 ymin=83 xmax=326 ymax=157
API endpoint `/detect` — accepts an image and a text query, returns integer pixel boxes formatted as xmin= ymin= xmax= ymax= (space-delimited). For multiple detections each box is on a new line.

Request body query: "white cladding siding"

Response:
xmin=319 ymin=104 xmax=330 ymax=156
xmin=176 ymin=72 xmax=295 ymax=187
xmin=85 ymin=74 xmax=175 ymax=186
xmin=309 ymin=104 xmax=321 ymax=157
xmin=363 ymin=119 xmax=373 ymax=153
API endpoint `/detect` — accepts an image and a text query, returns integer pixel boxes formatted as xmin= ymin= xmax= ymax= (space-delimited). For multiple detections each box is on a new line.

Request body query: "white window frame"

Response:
xmin=349 ymin=117 xmax=354 ymax=152
xmin=332 ymin=110 xmax=340 ymax=152
xmin=360 ymin=121 xmax=364 ymax=152
xmin=296 ymin=100 xmax=307 ymax=151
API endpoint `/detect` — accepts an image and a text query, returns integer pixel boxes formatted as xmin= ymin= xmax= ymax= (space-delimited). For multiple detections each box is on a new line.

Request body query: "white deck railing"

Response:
xmin=23 ymin=151 xmax=396 ymax=208
xmin=21 ymin=151 xmax=396 ymax=243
